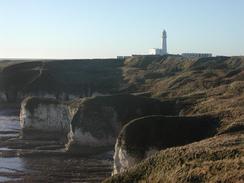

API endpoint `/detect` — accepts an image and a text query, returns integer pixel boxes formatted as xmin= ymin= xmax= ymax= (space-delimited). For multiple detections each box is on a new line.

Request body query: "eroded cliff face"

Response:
xmin=112 ymin=141 xmax=138 ymax=175
xmin=67 ymin=106 xmax=119 ymax=148
xmin=112 ymin=115 xmax=218 ymax=175
xmin=0 ymin=91 xmax=7 ymax=102
xmin=1 ymin=56 xmax=243 ymax=182
xmin=18 ymin=93 xmax=184 ymax=153
xmin=0 ymin=59 xmax=122 ymax=103
xmin=20 ymin=97 xmax=72 ymax=134
xmin=66 ymin=94 xmax=181 ymax=152
xmin=113 ymin=141 xmax=159 ymax=175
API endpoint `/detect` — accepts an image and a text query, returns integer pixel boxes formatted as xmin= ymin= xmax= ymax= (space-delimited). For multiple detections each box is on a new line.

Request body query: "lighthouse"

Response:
xmin=162 ymin=30 xmax=167 ymax=55
xmin=148 ymin=30 xmax=168 ymax=55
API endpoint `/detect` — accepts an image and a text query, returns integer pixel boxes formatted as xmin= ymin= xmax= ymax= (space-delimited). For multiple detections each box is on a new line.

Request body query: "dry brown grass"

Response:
xmin=122 ymin=55 xmax=244 ymax=133
xmin=104 ymin=133 xmax=244 ymax=183
xmin=104 ymin=55 xmax=244 ymax=183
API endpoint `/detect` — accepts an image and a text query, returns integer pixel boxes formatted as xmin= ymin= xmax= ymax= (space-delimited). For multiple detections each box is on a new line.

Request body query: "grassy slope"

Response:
xmin=103 ymin=55 xmax=244 ymax=182
xmin=104 ymin=133 xmax=243 ymax=183
xmin=123 ymin=55 xmax=244 ymax=132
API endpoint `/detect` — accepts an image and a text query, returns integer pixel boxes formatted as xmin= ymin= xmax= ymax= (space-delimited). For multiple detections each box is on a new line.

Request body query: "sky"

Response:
xmin=0 ymin=0 xmax=243 ymax=59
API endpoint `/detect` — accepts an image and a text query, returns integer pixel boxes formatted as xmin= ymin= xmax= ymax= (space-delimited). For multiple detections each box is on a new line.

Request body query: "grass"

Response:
xmin=102 ymin=55 xmax=244 ymax=182
xmin=104 ymin=133 xmax=244 ymax=183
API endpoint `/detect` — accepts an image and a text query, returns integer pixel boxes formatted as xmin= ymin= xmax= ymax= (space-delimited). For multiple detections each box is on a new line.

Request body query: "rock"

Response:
xmin=66 ymin=94 xmax=180 ymax=151
xmin=0 ymin=91 xmax=7 ymax=102
xmin=112 ymin=115 xmax=218 ymax=175
xmin=20 ymin=97 xmax=72 ymax=135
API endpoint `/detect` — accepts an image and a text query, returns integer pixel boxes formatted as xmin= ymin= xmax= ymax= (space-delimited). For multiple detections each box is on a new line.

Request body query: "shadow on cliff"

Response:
xmin=0 ymin=59 xmax=125 ymax=102
xmin=117 ymin=115 xmax=219 ymax=158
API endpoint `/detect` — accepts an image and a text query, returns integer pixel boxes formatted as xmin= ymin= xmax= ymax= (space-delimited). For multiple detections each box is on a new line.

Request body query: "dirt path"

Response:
xmin=21 ymin=61 xmax=45 ymax=91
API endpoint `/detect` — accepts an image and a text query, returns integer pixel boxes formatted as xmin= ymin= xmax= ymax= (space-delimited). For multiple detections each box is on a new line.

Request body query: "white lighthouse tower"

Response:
xmin=161 ymin=30 xmax=167 ymax=55
xmin=148 ymin=30 xmax=168 ymax=55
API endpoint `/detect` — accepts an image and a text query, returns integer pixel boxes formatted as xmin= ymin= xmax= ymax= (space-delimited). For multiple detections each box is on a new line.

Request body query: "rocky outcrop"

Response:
xmin=20 ymin=97 xmax=73 ymax=134
xmin=19 ymin=94 xmax=181 ymax=152
xmin=0 ymin=59 xmax=122 ymax=102
xmin=66 ymin=94 xmax=181 ymax=151
xmin=0 ymin=91 xmax=7 ymax=102
xmin=112 ymin=115 xmax=218 ymax=175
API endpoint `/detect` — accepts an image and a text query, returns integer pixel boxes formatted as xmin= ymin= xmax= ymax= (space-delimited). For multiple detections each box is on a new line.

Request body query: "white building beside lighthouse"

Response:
xmin=149 ymin=30 xmax=168 ymax=55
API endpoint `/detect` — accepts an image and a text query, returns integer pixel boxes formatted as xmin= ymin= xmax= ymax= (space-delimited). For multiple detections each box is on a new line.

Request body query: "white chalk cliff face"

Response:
xmin=66 ymin=106 xmax=120 ymax=150
xmin=112 ymin=141 xmax=137 ymax=175
xmin=112 ymin=140 xmax=159 ymax=175
xmin=0 ymin=92 xmax=7 ymax=102
xmin=66 ymin=94 xmax=168 ymax=151
xmin=66 ymin=129 xmax=116 ymax=150
xmin=20 ymin=99 xmax=72 ymax=133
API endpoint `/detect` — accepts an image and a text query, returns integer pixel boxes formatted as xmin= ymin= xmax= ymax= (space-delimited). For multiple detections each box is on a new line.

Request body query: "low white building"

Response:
xmin=181 ymin=53 xmax=212 ymax=58
xmin=148 ymin=48 xmax=162 ymax=55
xmin=117 ymin=56 xmax=130 ymax=60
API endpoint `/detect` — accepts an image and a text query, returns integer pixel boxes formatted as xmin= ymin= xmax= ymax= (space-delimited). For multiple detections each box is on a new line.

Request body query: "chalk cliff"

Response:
xmin=1 ymin=56 xmax=243 ymax=182
xmin=20 ymin=97 xmax=72 ymax=134
xmin=112 ymin=115 xmax=218 ymax=175
xmin=0 ymin=59 xmax=122 ymax=102
xmin=19 ymin=94 xmax=181 ymax=152
xmin=0 ymin=91 xmax=7 ymax=102
xmin=66 ymin=94 xmax=181 ymax=151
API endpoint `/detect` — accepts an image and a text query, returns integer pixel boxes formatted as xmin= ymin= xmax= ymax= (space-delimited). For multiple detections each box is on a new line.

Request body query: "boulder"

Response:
xmin=112 ymin=115 xmax=218 ymax=175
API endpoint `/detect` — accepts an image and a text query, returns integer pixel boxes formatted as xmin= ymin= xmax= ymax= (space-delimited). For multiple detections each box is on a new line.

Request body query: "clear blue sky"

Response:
xmin=0 ymin=0 xmax=243 ymax=58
